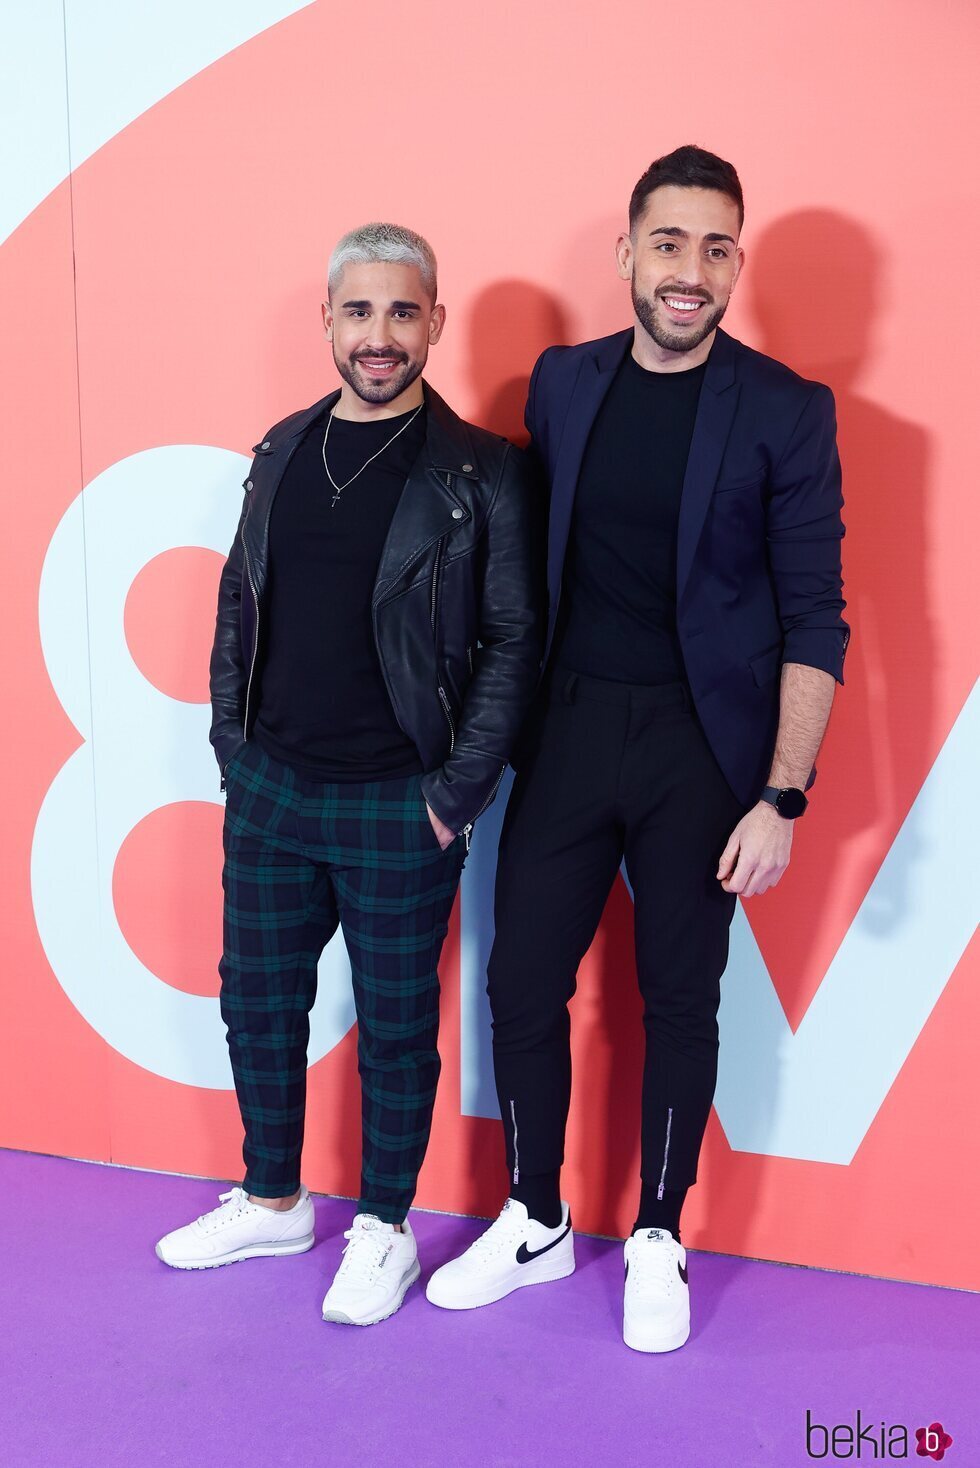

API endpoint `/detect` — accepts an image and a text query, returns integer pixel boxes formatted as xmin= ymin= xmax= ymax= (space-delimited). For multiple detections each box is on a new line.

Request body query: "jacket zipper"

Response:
xmin=430 ymin=538 xmax=445 ymax=631
xmin=242 ymin=531 xmax=260 ymax=736
xmin=459 ymin=763 xmax=506 ymax=852
xmin=437 ymin=686 xmax=455 ymax=753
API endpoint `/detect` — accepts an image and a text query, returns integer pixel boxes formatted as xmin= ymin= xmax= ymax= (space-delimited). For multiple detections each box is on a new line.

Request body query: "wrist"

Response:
xmin=760 ymin=785 xmax=808 ymax=819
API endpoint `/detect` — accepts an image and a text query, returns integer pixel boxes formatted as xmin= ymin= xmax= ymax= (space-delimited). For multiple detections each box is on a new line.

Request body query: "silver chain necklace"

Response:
xmin=321 ymin=401 xmax=424 ymax=508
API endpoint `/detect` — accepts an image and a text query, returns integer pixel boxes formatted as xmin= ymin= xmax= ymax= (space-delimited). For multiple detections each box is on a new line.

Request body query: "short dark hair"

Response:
xmin=629 ymin=145 xmax=744 ymax=234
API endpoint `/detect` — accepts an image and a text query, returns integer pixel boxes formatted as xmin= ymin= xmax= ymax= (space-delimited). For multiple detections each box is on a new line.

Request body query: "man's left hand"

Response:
xmin=717 ymin=800 xmax=795 ymax=897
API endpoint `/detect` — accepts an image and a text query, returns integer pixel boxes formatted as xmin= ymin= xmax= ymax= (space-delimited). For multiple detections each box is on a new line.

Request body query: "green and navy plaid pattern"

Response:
xmin=219 ymin=740 xmax=465 ymax=1224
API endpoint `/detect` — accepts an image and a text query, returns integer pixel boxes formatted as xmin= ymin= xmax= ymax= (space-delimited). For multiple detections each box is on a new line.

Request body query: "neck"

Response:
xmin=631 ymin=320 xmax=716 ymax=374
xmin=332 ymin=379 xmax=425 ymax=422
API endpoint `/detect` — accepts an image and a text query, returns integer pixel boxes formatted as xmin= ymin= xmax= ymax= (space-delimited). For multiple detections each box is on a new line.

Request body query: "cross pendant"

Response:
xmin=331 ymin=492 xmax=341 ymax=508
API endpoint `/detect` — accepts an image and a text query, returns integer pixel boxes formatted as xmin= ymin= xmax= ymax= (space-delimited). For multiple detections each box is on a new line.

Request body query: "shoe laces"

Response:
xmin=466 ymin=1201 xmax=527 ymax=1262
xmin=628 ymin=1230 xmax=680 ymax=1293
xmin=196 ymin=1187 xmax=253 ymax=1234
xmin=336 ymin=1219 xmax=395 ymax=1284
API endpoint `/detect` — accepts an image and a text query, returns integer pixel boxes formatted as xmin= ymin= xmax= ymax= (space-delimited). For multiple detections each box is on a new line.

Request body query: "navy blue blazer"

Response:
xmin=526 ymin=327 xmax=849 ymax=808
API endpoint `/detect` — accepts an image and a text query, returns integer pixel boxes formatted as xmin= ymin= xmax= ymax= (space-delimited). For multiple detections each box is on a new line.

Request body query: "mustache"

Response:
xmin=352 ymin=350 xmax=409 ymax=364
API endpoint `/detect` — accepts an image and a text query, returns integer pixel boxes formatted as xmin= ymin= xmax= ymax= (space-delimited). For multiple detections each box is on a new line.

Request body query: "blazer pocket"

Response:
xmin=749 ymin=642 xmax=783 ymax=688
xmin=714 ymin=471 xmax=766 ymax=495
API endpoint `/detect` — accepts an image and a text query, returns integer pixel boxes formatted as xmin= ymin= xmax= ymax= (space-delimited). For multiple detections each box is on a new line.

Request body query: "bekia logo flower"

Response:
xmin=915 ymin=1422 xmax=953 ymax=1460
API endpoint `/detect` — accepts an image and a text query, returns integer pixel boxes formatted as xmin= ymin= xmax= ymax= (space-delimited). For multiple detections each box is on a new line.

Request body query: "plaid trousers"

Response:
xmin=219 ymin=739 xmax=466 ymax=1223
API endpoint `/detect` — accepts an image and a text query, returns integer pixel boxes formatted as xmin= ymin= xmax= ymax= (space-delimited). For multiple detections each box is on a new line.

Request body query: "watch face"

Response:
xmin=776 ymin=788 xmax=807 ymax=818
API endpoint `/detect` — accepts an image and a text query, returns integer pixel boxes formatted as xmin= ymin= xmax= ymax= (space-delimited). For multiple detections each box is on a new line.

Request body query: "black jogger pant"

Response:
xmin=488 ymin=670 xmax=749 ymax=1198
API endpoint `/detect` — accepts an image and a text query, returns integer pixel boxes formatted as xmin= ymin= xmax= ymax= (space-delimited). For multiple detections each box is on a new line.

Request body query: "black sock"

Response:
xmin=633 ymin=1183 xmax=687 ymax=1243
xmin=511 ymin=1171 xmax=562 ymax=1229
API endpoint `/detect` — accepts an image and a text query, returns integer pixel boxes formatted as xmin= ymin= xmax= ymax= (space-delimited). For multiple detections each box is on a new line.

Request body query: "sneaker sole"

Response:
xmin=623 ymin=1314 xmax=691 ymax=1353
xmin=426 ymin=1249 xmax=576 ymax=1311
xmin=155 ymin=1233 xmax=315 ymax=1270
xmin=322 ymin=1259 xmax=421 ymax=1326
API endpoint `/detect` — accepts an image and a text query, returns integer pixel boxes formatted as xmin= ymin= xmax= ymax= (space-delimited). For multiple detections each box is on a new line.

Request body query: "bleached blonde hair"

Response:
xmin=328 ymin=222 xmax=438 ymax=301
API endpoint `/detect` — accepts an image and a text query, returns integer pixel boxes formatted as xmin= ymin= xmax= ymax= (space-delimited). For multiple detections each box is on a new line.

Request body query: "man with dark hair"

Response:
xmin=428 ymin=147 xmax=849 ymax=1352
xmin=629 ymin=143 xmax=745 ymax=232
xmin=155 ymin=223 xmax=543 ymax=1327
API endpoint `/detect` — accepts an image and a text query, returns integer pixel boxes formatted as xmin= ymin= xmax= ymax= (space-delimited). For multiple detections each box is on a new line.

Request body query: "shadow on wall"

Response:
xmin=750 ymin=210 xmax=934 ymax=981
xmin=464 ymin=279 xmax=572 ymax=442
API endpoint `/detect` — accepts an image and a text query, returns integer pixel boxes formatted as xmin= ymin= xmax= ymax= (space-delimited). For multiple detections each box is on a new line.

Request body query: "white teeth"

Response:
xmin=664 ymin=298 xmax=702 ymax=311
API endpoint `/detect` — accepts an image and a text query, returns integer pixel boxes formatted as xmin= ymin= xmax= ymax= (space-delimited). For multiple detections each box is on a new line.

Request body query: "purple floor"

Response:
xmin=2 ymin=1151 xmax=975 ymax=1467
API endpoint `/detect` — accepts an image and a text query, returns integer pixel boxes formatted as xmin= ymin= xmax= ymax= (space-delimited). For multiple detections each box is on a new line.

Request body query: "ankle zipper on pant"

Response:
xmin=657 ymin=1106 xmax=673 ymax=1201
xmin=510 ymin=1099 xmax=520 ymax=1186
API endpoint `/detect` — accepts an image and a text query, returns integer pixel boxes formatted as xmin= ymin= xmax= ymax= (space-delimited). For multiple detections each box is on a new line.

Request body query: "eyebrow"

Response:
xmin=341 ymin=299 xmax=422 ymax=310
xmin=648 ymin=226 xmax=737 ymax=246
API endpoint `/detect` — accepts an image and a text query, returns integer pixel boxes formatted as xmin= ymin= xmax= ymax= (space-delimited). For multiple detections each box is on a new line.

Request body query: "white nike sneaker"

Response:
xmin=321 ymin=1214 xmax=420 ymax=1326
xmin=155 ymin=1186 xmax=315 ymax=1270
xmin=623 ymin=1226 xmax=691 ymax=1353
xmin=425 ymin=1198 xmax=574 ymax=1310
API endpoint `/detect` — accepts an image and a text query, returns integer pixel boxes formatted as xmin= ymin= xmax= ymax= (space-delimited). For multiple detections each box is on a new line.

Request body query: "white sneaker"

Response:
xmin=623 ymin=1226 xmax=691 ymax=1353
xmin=321 ymin=1214 xmax=420 ymax=1326
xmin=155 ymin=1186 xmax=315 ymax=1270
xmin=425 ymin=1198 xmax=574 ymax=1310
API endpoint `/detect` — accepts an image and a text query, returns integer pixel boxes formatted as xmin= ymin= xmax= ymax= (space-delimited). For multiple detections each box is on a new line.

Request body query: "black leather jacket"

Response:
xmin=209 ymin=382 xmax=545 ymax=839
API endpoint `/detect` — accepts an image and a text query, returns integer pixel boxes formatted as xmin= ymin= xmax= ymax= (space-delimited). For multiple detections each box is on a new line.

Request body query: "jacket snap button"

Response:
xmin=261 ymin=441 xmax=271 ymax=449
xmin=462 ymin=463 xmax=473 ymax=473
xmin=245 ymin=480 xmax=253 ymax=491
xmin=452 ymin=508 xmax=464 ymax=519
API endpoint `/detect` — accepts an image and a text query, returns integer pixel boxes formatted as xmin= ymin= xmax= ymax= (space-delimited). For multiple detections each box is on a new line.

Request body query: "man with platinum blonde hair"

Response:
xmin=156 ymin=222 xmax=544 ymax=1328
xmin=328 ymin=222 xmax=437 ymax=306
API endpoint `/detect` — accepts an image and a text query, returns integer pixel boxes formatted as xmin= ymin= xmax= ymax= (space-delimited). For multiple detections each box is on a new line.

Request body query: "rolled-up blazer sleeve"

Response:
xmin=766 ymin=383 xmax=850 ymax=683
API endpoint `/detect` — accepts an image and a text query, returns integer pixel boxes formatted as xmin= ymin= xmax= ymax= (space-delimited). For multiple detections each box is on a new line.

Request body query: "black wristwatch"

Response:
xmin=760 ymin=785 xmax=809 ymax=819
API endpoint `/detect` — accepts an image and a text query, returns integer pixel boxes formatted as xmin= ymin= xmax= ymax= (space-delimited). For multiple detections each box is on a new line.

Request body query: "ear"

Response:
xmin=428 ymin=302 xmax=447 ymax=345
xmin=615 ymin=232 xmax=634 ymax=282
xmin=322 ymin=299 xmax=333 ymax=340
xmin=729 ymin=245 xmax=746 ymax=295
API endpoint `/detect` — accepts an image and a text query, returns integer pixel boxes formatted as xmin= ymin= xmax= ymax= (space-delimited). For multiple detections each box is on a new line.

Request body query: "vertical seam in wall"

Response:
xmin=60 ymin=0 xmax=109 ymax=1161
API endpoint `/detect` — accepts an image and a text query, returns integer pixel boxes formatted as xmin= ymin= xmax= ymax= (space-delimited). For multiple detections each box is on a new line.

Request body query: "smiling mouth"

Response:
xmin=356 ymin=357 xmax=405 ymax=374
xmin=660 ymin=295 xmax=708 ymax=315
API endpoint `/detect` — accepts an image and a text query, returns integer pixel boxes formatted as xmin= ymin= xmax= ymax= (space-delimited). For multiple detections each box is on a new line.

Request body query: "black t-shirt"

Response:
xmin=253 ymin=402 xmax=427 ymax=782
xmin=551 ymin=349 xmax=707 ymax=685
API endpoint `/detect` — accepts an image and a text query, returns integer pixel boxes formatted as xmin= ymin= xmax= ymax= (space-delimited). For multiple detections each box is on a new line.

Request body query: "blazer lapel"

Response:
xmin=547 ymin=330 xmax=631 ymax=600
xmin=675 ymin=329 xmax=740 ymax=604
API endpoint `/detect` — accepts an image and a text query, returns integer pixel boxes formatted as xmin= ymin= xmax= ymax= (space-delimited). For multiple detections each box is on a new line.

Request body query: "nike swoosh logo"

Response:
xmin=515 ymin=1218 xmax=572 ymax=1264
xmin=678 ymin=1261 xmax=688 ymax=1284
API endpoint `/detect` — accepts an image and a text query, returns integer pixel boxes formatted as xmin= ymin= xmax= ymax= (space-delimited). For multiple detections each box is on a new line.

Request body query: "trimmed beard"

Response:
xmin=632 ymin=280 xmax=728 ymax=355
xmin=333 ymin=349 xmax=426 ymax=406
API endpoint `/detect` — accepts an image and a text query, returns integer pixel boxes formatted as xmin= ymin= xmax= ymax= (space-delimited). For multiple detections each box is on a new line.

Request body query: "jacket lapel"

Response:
xmin=373 ymin=383 xmax=474 ymax=604
xmin=675 ymin=329 xmax=740 ymax=604
xmin=546 ymin=330 xmax=631 ymax=599
xmin=241 ymin=391 xmax=337 ymax=591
